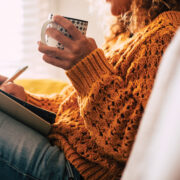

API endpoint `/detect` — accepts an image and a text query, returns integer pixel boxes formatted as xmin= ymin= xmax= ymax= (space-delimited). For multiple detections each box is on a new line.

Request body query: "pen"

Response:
xmin=1 ymin=66 xmax=28 ymax=86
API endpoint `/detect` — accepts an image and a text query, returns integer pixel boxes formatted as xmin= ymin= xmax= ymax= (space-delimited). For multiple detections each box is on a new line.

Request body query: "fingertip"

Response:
xmin=53 ymin=15 xmax=57 ymax=21
xmin=53 ymin=15 xmax=62 ymax=22
xmin=38 ymin=41 xmax=43 ymax=49
xmin=38 ymin=41 xmax=44 ymax=46
xmin=42 ymin=54 xmax=48 ymax=62
xmin=38 ymin=41 xmax=46 ymax=52
xmin=42 ymin=54 xmax=46 ymax=60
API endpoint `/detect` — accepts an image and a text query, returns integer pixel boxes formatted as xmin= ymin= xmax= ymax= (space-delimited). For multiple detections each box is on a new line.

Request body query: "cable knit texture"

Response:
xmin=26 ymin=11 xmax=180 ymax=179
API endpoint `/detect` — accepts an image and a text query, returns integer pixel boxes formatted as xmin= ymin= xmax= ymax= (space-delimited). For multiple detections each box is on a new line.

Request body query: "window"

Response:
xmin=0 ymin=0 xmax=68 ymax=80
xmin=0 ymin=0 xmax=23 ymax=77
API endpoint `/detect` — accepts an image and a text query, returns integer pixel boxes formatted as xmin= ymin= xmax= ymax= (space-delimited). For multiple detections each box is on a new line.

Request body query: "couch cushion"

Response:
xmin=15 ymin=79 xmax=68 ymax=95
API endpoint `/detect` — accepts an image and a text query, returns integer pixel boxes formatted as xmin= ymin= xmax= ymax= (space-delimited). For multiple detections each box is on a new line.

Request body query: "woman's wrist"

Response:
xmin=66 ymin=48 xmax=115 ymax=96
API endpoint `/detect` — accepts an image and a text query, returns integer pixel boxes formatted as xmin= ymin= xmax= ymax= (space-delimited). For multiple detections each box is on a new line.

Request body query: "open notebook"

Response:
xmin=0 ymin=90 xmax=56 ymax=136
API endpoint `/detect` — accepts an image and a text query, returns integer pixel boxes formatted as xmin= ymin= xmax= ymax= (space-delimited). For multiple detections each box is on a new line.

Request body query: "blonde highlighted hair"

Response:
xmin=108 ymin=0 xmax=180 ymax=41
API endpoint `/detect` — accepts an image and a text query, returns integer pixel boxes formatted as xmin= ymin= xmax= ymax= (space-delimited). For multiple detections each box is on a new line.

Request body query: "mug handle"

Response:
xmin=41 ymin=20 xmax=53 ymax=44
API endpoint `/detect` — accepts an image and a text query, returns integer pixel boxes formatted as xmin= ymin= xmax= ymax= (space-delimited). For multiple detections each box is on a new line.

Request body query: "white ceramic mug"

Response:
xmin=41 ymin=13 xmax=88 ymax=49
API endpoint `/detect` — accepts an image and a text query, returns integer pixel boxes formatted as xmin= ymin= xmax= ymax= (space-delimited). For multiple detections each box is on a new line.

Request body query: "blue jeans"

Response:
xmin=0 ymin=110 xmax=82 ymax=180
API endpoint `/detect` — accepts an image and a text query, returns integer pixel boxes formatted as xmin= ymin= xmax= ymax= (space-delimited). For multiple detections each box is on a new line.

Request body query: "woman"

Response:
xmin=0 ymin=0 xmax=180 ymax=179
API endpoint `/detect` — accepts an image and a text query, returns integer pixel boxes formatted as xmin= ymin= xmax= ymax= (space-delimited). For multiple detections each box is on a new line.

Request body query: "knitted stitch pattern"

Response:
xmin=26 ymin=11 xmax=180 ymax=179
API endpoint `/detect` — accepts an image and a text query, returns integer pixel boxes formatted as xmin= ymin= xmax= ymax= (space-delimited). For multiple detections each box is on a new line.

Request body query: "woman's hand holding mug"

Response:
xmin=38 ymin=15 xmax=97 ymax=70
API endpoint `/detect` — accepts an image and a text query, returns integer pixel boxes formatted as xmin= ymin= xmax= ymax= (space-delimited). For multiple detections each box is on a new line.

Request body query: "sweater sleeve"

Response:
xmin=66 ymin=25 xmax=176 ymax=160
xmin=25 ymin=85 xmax=75 ymax=114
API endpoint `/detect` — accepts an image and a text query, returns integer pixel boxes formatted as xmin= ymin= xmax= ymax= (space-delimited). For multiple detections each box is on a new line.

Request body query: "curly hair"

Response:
xmin=108 ymin=0 xmax=180 ymax=41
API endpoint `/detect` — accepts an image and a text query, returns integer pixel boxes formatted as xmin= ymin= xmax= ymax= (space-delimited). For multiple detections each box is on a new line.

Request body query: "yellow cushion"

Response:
xmin=15 ymin=79 xmax=68 ymax=95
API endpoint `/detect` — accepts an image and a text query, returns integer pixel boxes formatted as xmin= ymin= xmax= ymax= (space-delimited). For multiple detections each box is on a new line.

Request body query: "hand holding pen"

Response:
xmin=0 ymin=66 xmax=28 ymax=101
xmin=0 ymin=66 xmax=28 ymax=86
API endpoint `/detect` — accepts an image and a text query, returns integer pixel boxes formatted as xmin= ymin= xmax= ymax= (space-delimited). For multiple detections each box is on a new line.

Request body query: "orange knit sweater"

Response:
xmin=26 ymin=11 xmax=180 ymax=179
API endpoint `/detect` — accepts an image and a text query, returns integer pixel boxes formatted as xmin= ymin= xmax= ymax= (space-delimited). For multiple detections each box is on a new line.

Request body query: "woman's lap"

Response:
xmin=0 ymin=110 xmax=71 ymax=180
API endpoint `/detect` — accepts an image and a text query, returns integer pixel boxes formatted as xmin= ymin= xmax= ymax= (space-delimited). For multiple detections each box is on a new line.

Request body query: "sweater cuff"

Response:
xmin=66 ymin=48 xmax=114 ymax=96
